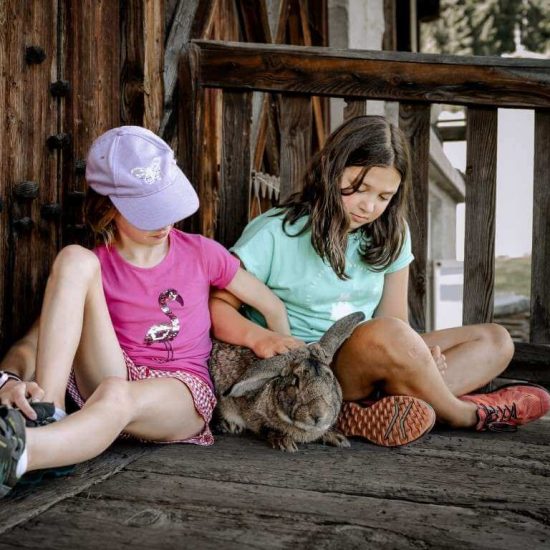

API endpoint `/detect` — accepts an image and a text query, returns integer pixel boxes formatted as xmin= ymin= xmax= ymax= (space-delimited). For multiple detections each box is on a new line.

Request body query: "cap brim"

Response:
xmin=111 ymin=175 xmax=199 ymax=231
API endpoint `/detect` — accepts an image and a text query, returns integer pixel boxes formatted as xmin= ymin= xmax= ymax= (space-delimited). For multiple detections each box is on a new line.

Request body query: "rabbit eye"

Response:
xmin=292 ymin=375 xmax=300 ymax=387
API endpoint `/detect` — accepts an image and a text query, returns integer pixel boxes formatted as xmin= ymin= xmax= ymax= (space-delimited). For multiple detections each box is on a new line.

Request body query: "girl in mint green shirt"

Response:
xmin=211 ymin=115 xmax=549 ymax=444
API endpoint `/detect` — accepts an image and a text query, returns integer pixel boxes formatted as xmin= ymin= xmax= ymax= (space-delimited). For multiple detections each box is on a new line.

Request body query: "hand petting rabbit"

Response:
xmin=208 ymin=311 xmax=366 ymax=452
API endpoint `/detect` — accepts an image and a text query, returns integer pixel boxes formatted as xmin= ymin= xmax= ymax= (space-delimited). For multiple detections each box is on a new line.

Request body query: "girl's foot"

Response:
xmin=460 ymin=383 xmax=550 ymax=432
xmin=0 ymin=406 xmax=26 ymax=497
xmin=336 ymin=395 xmax=436 ymax=447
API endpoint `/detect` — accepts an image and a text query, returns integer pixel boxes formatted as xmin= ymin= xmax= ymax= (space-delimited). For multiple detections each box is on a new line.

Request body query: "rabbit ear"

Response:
xmin=318 ymin=311 xmax=366 ymax=361
xmin=224 ymin=354 xmax=289 ymax=397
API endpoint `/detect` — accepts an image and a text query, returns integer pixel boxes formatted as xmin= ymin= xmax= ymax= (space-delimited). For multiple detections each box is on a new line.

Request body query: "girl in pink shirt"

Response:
xmin=0 ymin=126 xmax=299 ymax=496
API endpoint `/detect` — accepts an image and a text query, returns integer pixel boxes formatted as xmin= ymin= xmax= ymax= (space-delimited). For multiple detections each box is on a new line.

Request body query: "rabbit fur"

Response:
xmin=208 ymin=311 xmax=366 ymax=452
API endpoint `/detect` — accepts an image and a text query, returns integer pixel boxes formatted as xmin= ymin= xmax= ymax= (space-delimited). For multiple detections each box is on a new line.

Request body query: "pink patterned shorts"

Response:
xmin=66 ymin=352 xmax=217 ymax=446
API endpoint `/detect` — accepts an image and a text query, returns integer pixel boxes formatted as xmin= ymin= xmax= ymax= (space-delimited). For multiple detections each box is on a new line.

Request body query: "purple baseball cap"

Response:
xmin=86 ymin=126 xmax=199 ymax=230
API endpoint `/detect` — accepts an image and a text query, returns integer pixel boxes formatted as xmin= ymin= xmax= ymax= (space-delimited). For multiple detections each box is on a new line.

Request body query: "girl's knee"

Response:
xmin=480 ymin=323 xmax=515 ymax=362
xmin=52 ymin=245 xmax=100 ymax=282
xmin=348 ymin=317 xmax=431 ymax=373
xmin=88 ymin=376 xmax=132 ymax=412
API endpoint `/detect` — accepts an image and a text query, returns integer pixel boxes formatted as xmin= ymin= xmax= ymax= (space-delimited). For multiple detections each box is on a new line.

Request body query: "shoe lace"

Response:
xmin=481 ymin=403 xmax=518 ymax=432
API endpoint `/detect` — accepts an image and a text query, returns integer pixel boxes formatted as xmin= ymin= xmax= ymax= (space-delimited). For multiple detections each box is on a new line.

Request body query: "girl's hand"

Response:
xmin=0 ymin=379 xmax=44 ymax=420
xmin=430 ymin=345 xmax=448 ymax=376
xmin=251 ymin=333 xmax=305 ymax=359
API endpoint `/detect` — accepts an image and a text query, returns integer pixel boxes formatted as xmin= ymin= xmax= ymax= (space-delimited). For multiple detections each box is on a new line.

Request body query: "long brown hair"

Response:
xmin=279 ymin=115 xmax=411 ymax=279
xmin=84 ymin=188 xmax=118 ymax=246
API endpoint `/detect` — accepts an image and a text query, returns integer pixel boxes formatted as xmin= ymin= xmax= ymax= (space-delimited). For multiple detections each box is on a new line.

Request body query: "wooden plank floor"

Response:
xmin=0 ymin=417 xmax=549 ymax=549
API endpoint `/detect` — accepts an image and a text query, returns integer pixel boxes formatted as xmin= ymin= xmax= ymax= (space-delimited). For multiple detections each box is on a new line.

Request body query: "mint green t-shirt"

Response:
xmin=231 ymin=209 xmax=414 ymax=343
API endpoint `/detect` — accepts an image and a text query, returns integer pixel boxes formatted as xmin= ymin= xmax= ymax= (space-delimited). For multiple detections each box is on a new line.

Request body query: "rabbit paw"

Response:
xmin=320 ymin=429 xmax=351 ymax=448
xmin=267 ymin=432 xmax=299 ymax=452
xmin=218 ymin=418 xmax=245 ymax=435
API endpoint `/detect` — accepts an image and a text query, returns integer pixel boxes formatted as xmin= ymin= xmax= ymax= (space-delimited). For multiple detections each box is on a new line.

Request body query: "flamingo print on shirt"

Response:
xmin=144 ymin=288 xmax=183 ymax=362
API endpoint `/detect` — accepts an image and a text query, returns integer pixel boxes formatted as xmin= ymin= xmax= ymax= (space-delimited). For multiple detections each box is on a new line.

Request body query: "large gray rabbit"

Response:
xmin=208 ymin=311 xmax=366 ymax=452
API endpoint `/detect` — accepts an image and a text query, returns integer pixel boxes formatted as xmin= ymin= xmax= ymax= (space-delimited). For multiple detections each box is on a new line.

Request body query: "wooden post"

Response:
xmin=279 ymin=95 xmax=312 ymax=200
xmin=399 ymin=103 xmax=431 ymax=332
xmin=218 ymin=90 xmax=253 ymax=247
xmin=463 ymin=107 xmax=498 ymax=325
xmin=343 ymin=99 xmax=367 ymax=121
xmin=530 ymin=110 xmax=550 ymax=344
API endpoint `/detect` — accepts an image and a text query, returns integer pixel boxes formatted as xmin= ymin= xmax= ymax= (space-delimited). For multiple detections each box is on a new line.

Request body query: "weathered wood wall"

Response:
xmin=0 ymin=0 xmax=165 ymax=353
xmin=0 ymin=0 xmax=328 ymax=354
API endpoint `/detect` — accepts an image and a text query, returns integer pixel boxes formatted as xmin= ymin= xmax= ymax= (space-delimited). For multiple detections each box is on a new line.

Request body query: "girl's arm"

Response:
xmin=210 ymin=268 xmax=303 ymax=358
xmin=0 ymin=320 xmax=45 ymax=419
xmin=373 ymin=266 xmax=410 ymax=323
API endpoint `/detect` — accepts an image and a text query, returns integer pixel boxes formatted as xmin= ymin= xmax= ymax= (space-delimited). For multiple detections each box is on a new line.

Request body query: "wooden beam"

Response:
xmin=530 ymin=110 xmax=550 ymax=344
xmin=193 ymin=40 xmax=550 ymax=109
xmin=463 ymin=107 xmax=498 ymax=325
xmin=399 ymin=103 xmax=431 ymax=332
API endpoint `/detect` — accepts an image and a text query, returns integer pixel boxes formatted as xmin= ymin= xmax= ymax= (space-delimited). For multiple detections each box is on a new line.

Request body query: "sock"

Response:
xmin=15 ymin=448 xmax=28 ymax=478
xmin=53 ymin=408 xmax=67 ymax=421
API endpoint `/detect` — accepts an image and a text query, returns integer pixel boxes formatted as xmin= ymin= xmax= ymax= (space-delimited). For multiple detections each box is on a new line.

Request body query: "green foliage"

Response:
xmin=422 ymin=0 xmax=550 ymax=56
xmin=495 ymin=256 xmax=531 ymax=297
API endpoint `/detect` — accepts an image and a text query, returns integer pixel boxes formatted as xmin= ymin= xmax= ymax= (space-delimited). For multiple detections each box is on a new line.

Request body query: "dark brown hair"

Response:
xmin=84 ymin=188 xmax=118 ymax=246
xmin=279 ymin=115 xmax=411 ymax=279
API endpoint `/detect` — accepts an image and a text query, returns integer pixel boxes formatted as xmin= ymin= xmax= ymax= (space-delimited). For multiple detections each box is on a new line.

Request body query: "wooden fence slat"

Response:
xmin=530 ymin=110 xmax=550 ymax=344
xmin=195 ymin=40 xmax=550 ymax=109
xmin=279 ymin=95 xmax=312 ymax=200
xmin=463 ymin=107 xmax=498 ymax=325
xmin=218 ymin=90 xmax=253 ymax=248
xmin=343 ymin=99 xmax=366 ymax=121
xmin=399 ymin=103 xmax=431 ymax=332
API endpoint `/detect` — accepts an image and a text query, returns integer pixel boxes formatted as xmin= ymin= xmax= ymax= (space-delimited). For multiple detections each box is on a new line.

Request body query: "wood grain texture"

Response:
xmin=194 ymin=40 xmax=550 ymax=108
xmin=3 ymin=431 xmax=550 ymax=549
xmin=218 ymin=90 xmax=252 ymax=247
xmin=343 ymin=98 xmax=366 ymax=120
xmin=463 ymin=107 xmax=497 ymax=325
xmin=1 ymin=0 xmax=59 ymax=348
xmin=399 ymin=103 xmax=430 ymax=332
xmin=120 ymin=0 xmax=164 ymax=131
xmin=279 ymin=94 xmax=312 ymax=199
xmin=530 ymin=110 xmax=550 ymax=344
xmin=61 ymin=0 xmax=120 ymax=247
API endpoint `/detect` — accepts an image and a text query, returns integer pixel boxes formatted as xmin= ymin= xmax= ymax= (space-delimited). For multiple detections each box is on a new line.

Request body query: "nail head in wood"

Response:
xmin=14 ymin=181 xmax=39 ymax=200
xmin=46 ymin=133 xmax=71 ymax=150
xmin=25 ymin=46 xmax=46 ymax=65
xmin=75 ymin=159 xmax=87 ymax=175
xmin=12 ymin=217 xmax=34 ymax=232
xmin=41 ymin=203 xmax=62 ymax=220
xmin=50 ymin=80 xmax=71 ymax=97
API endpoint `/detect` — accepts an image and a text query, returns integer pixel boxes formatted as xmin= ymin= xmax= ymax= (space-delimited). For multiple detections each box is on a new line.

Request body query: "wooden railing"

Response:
xmin=179 ymin=40 xmax=550 ymax=384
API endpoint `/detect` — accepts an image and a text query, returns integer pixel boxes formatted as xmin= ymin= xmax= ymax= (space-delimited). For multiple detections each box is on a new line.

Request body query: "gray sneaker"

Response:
xmin=0 ymin=406 xmax=26 ymax=498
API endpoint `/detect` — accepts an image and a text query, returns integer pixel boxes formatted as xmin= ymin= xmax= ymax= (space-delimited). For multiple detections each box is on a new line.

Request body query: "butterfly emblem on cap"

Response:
xmin=131 ymin=157 xmax=162 ymax=185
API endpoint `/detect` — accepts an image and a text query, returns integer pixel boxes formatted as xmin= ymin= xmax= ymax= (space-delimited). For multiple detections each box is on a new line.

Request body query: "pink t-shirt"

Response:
xmin=94 ymin=229 xmax=239 ymax=388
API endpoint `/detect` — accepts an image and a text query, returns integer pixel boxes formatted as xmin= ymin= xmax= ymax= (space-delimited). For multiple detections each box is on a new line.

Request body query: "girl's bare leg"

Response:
xmin=25 ymin=377 xmax=204 ymax=471
xmin=420 ymin=323 xmax=514 ymax=396
xmin=35 ymin=245 xmax=127 ymax=408
xmin=333 ymin=317 xmax=480 ymax=427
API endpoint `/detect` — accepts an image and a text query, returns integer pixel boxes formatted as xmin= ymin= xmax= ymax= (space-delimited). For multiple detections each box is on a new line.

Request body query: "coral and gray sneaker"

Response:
xmin=0 ymin=406 xmax=26 ymax=498
xmin=336 ymin=395 xmax=436 ymax=447
xmin=461 ymin=383 xmax=550 ymax=432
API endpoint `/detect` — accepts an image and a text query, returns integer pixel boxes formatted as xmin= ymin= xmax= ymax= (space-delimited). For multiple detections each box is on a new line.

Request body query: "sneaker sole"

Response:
xmin=336 ymin=396 xmax=436 ymax=447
